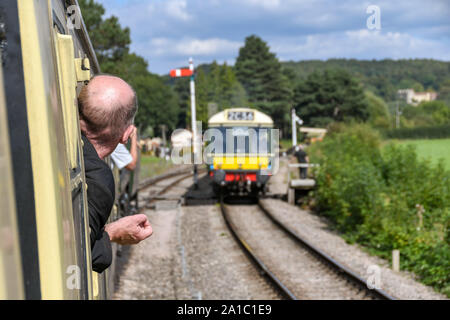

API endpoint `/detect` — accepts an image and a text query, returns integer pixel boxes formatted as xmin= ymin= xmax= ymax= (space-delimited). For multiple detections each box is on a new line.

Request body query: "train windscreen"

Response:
xmin=207 ymin=127 xmax=273 ymax=155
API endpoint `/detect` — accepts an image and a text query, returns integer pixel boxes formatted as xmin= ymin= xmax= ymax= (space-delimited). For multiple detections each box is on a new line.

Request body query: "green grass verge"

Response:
xmin=387 ymin=139 xmax=450 ymax=170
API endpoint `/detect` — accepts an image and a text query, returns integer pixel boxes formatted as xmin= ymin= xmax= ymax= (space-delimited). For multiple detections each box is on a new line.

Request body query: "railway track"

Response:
xmin=137 ymin=167 xmax=206 ymax=209
xmin=220 ymin=198 xmax=396 ymax=300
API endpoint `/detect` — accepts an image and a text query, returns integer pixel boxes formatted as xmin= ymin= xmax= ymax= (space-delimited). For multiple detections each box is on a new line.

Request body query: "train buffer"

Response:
xmin=287 ymin=163 xmax=319 ymax=205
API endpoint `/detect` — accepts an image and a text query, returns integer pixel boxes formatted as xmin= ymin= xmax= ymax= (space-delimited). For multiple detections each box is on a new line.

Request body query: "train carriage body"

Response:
xmin=0 ymin=0 xmax=138 ymax=300
xmin=207 ymin=108 xmax=276 ymax=196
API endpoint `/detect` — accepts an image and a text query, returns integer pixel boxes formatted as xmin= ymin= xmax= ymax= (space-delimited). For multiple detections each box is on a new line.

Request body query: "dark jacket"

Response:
xmin=82 ymin=135 xmax=115 ymax=273
xmin=294 ymin=148 xmax=307 ymax=163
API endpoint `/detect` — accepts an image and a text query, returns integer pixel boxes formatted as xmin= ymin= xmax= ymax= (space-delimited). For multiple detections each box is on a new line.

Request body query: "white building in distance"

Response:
xmin=397 ymin=89 xmax=438 ymax=106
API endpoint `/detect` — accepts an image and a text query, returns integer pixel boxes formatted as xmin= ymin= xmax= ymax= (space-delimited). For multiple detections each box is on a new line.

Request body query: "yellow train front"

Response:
xmin=206 ymin=108 xmax=276 ymax=196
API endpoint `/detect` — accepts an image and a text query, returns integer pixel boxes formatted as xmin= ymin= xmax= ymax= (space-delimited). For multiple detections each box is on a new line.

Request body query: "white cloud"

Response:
xmin=241 ymin=0 xmax=281 ymax=10
xmin=272 ymin=29 xmax=450 ymax=61
xmin=146 ymin=37 xmax=242 ymax=56
xmin=165 ymin=0 xmax=192 ymax=21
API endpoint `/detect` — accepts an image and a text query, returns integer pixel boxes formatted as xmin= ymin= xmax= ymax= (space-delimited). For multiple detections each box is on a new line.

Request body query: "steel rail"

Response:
xmin=257 ymin=200 xmax=397 ymax=300
xmin=138 ymin=168 xmax=194 ymax=191
xmin=220 ymin=201 xmax=299 ymax=300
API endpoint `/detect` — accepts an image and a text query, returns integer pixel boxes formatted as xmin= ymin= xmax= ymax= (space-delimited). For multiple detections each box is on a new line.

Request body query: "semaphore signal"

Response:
xmin=169 ymin=68 xmax=193 ymax=77
xmin=169 ymin=58 xmax=199 ymax=187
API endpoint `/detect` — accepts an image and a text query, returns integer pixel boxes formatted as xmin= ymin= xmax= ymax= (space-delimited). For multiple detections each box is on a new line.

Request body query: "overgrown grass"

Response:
xmin=139 ymin=155 xmax=175 ymax=180
xmin=310 ymin=123 xmax=450 ymax=297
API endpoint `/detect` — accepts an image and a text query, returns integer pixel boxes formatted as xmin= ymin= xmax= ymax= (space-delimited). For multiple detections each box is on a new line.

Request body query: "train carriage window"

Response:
xmin=220 ymin=127 xmax=271 ymax=155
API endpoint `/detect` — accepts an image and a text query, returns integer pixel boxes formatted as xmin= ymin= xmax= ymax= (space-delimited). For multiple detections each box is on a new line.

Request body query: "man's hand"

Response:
xmin=125 ymin=125 xmax=139 ymax=170
xmin=129 ymin=125 xmax=137 ymax=142
xmin=105 ymin=214 xmax=152 ymax=245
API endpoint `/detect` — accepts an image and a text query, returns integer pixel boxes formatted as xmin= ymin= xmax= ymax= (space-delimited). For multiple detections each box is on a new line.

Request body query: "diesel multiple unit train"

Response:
xmin=0 ymin=0 xmax=139 ymax=299
xmin=206 ymin=108 xmax=277 ymax=196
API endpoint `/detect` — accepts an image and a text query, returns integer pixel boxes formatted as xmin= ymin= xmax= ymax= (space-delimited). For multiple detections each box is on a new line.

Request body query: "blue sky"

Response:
xmin=95 ymin=0 xmax=450 ymax=75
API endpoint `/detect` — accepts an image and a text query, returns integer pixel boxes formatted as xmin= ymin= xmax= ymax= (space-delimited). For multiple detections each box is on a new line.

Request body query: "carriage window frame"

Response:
xmin=51 ymin=10 xmax=92 ymax=298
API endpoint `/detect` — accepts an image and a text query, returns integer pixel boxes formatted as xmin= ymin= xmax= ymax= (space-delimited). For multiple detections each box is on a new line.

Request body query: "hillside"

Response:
xmin=282 ymin=59 xmax=450 ymax=101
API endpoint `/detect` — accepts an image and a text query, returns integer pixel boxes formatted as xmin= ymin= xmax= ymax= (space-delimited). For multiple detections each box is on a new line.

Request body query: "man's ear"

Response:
xmin=120 ymin=125 xmax=134 ymax=144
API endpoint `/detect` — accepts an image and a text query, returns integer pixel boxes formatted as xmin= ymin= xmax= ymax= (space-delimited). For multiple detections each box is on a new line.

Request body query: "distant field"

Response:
xmin=387 ymin=138 xmax=450 ymax=170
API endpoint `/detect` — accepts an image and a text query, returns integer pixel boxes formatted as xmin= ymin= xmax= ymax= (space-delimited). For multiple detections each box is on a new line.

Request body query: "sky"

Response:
xmin=95 ymin=0 xmax=450 ymax=75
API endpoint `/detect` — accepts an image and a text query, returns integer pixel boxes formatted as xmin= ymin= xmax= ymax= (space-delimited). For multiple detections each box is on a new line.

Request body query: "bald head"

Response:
xmin=79 ymin=75 xmax=137 ymax=148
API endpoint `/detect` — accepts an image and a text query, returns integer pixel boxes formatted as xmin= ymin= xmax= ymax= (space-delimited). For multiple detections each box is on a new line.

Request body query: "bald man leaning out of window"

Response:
xmin=78 ymin=75 xmax=152 ymax=273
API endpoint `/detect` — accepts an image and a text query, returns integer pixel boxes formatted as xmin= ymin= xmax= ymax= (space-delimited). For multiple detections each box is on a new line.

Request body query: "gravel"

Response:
xmin=113 ymin=175 xmax=194 ymax=300
xmin=114 ymin=173 xmax=280 ymax=300
xmin=263 ymin=157 xmax=447 ymax=300
xmin=177 ymin=204 xmax=280 ymax=300
xmin=225 ymin=204 xmax=371 ymax=299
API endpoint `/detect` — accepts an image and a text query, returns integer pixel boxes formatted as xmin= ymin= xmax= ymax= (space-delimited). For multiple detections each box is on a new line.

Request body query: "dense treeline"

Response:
xmin=401 ymin=100 xmax=450 ymax=128
xmin=292 ymin=69 xmax=369 ymax=127
xmin=283 ymin=59 xmax=450 ymax=102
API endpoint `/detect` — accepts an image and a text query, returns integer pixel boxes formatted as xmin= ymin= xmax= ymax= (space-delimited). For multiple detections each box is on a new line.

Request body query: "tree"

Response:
xmin=78 ymin=0 xmax=131 ymax=68
xmin=235 ymin=35 xmax=292 ymax=134
xmin=438 ymin=79 xmax=450 ymax=105
xmin=365 ymin=91 xmax=391 ymax=129
xmin=208 ymin=62 xmax=248 ymax=109
xmin=293 ymin=69 xmax=369 ymax=127
xmin=79 ymin=0 xmax=180 ymax=135
xmin=397 ymin=100 xmax=450 ymax=128
xmin=235 ymin=35 xmax=289 ymax=103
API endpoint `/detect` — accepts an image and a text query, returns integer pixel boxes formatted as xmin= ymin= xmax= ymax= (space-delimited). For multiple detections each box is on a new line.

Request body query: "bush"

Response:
xmin=312 ymin=124 xmax=450 ymax=296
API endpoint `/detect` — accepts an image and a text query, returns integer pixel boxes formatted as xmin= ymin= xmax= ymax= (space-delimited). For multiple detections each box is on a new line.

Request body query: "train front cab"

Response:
xmin=207 ymin=108 xmax=275 ymax=196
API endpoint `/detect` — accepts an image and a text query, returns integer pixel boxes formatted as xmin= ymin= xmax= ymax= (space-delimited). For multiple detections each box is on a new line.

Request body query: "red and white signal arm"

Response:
xmin=170 ymin=68 xmax=193 ymax=77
